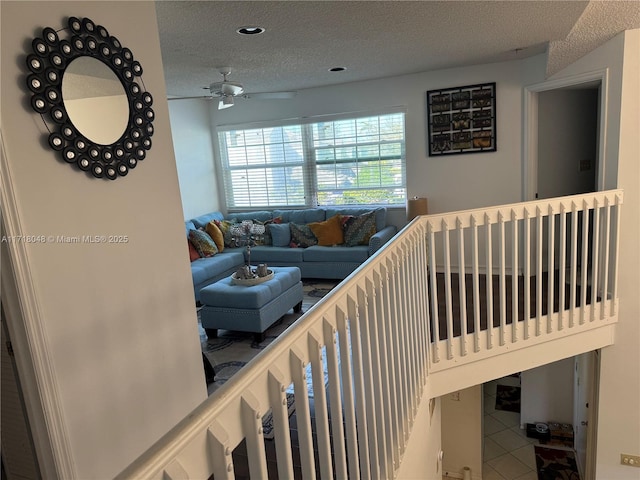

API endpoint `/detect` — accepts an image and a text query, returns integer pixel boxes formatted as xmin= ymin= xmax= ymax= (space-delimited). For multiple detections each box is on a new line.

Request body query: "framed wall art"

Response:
xmin=426 ymin=82 xmax=496 ymax=156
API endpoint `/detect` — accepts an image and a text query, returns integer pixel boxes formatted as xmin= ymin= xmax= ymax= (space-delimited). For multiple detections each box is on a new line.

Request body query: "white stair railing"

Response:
xmin=116 ymin=189 xmax=622 ymax=480
xmin=424 ymin=189 xmax=622 ymax=372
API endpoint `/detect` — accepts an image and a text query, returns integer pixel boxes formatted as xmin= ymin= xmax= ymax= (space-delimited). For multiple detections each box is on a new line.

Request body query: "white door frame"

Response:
xmin=523 ymin=69 xmax=610 ymax=201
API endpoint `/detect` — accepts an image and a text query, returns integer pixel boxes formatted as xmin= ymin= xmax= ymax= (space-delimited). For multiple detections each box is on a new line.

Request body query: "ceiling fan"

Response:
xmin=167 ymin=68 xmax=296 ymax=109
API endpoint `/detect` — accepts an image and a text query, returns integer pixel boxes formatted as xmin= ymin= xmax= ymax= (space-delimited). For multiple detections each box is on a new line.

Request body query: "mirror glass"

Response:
xmin=62 ymin=56 xmax=129 ymax=145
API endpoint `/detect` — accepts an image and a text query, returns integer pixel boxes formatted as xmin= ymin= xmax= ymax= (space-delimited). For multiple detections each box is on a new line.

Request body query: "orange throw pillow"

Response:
xmin=188 ymin=239 xmax=200 ymax=261
xmin=309 ymin=214 xmax=344 ymax=246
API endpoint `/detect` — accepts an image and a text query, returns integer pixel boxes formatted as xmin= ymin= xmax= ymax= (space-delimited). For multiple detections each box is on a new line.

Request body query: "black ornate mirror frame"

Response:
xmin=26 ymin=16 xmax=154 ymax=180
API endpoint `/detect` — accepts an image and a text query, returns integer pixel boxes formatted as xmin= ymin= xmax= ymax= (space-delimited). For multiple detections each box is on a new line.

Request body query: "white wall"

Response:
xmin=1 ymin=2 xmax=207 ymax=478
xmin=548 ymin=29 xmax=640 ymax=479
xmin=397 ymin=395 xmax=443 ymax=480
xmin=520 ymin=358 xmax=574 ymax=425
xmin=205 ymin=55 xmax=548 ymax=221
xmin=441 ymin=386 xmax=483 ymax=480
xmin=168 ymin=99 xmax=221 ymax=219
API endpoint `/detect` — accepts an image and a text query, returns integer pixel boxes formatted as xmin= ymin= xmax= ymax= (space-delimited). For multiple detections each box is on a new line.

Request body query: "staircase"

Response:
xmin=116 ymin=190 xmax=622 ymax=479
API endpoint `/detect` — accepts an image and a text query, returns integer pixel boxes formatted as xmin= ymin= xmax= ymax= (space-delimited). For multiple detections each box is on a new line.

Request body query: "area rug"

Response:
xmin=534 ymin=445 xmax=581 ymax=480
xmin=201 ymin=279 xmax=339 ymax=396
xmin=495 ymin=384 xmax=521 ymax=412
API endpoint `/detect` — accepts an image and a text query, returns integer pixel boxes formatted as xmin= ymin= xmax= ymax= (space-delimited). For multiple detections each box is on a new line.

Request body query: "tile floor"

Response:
xmin=482 ymin=375 xmax=539 ymax=480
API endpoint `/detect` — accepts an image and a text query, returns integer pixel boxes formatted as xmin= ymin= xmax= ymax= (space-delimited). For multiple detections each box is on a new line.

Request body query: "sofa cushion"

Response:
xmin=205 ymin=221 xmax=225 ymax=252
xmin=269 ymin=223 xmax=291 ymax=247
xmin=185 ymin=220 xmax=197 ymax=236
xmin=303 ymin=245 xmax=369 ymax=263
xmin=188 ymin=229 xmax=218 ymax=257
xmin=308 ymin=214 xmax=344 ymax=246
xmin=273 ymin=208 xmax=325 ymax=224
xmin=191 ymin=211 xmax=224 ymax=229
xmin=290 ymin=223 xmax=318 ymax=247
xmin=343 ymin=210 xmax=377 ymax=246
xmin=190 ymin=251 xmax=245 ymax=286
xmin=325 ymin=207 xmax=386 ymax=232
xmin=250 ymin=246 xmax=304 ymax=263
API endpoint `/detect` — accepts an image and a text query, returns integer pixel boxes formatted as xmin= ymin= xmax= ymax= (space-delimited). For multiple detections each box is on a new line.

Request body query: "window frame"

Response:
xmin=216 ymin=109 xmax=406 ymax=210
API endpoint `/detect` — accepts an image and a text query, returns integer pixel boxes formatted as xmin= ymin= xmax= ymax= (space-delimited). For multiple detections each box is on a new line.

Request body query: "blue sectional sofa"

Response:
xmin=186 ymin=207 xmax=397 ymax=302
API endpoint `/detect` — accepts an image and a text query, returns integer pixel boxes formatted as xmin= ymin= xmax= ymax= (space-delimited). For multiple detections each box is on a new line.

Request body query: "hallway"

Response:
xmin=483 ymin=375 xmax=538 ymax=480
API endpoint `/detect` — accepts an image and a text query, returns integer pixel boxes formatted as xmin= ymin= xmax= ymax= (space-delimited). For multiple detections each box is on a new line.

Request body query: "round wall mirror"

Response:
xmin=25 ymin=16 xmax=154 ymax=180
xmin=62 ymin=56 xmax=129 ymax=145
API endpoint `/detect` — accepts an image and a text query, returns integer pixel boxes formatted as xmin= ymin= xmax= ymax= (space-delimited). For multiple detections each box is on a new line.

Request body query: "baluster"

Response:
xmin=308 ymin=333 xmax=334 ymax=480
xmin=456 ymin=218 xmax=468 ymax=356
xmin=428 ymin=223 xmax=440 ymax=362
xmin=591 ymin=199 xmax=600 ymax=322
xmin=290 ymin=348 xmax=316 ymax=479
xmin=391 ymin=251 xmax=411 ymax=436
xmin=373 ymin=271 xmax=396 ymax=471
xmin=336 ymin=307 xmax=360 ymax=479
xmin=611 ymin=194 xmax=622 ymax=316
xmin=558 ymin=203 xmax=567 ymax=331
xmin=523 ymin=208 xmax=531 ymax=339
xmin=470 ymin=215 xmax=481 ymax=352
xmin=547 ymin=204 xmax=555 ymax=334
xmin=536 ymin=207 xmax=543 ymax=336
xmin=600 ymin=197 xmax=611 ymax=320
xmin=323 ymin=318 xmax=348 ymax=478
xmin=498 ymin=211 xmax=506 ymax=346
xmin=207 ymin=421 xmax=235 ymax=480
xmin=570 ymin=202 xmax=578 ymax=327
xmin=163 ymin=459 xmax=189 ymax=480
xmin=240 ymin=392 xmax=268 ymax=478
xmin=347 ymin=295 xmax=372 ymax=479
xmin=484 ymin=215 xmax=494 ymax=349
xmin=511 ymin=209 xmax=518 ymax=343
xmin=267 ymin=369 xmax=295 ymax=479
xmin=580 ymin=200 xmax=590 ymax=323
xmin=358 ymin=285 xmax=381 ymax=479
xmin=442 ymin=220 xmax=455 ymax=358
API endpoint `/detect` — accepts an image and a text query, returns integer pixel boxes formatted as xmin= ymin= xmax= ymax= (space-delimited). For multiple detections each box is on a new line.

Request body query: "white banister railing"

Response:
xmin=116 ymin=190 xmax=622 ymax=479
xmin=423 ymin=189 xmax=622 ymax=371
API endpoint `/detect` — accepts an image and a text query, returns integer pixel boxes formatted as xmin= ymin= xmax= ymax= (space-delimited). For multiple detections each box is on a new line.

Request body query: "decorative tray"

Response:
xmin=231 ymin=269 xmax=274 ymax=286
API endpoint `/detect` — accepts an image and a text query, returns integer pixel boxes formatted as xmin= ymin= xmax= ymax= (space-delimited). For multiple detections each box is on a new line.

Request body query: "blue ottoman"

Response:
xmin=199 ymin=266 xmax=303 ymax=342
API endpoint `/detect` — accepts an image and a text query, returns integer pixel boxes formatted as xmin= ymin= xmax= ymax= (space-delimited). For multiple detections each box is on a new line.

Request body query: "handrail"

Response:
xmin=117 ymin=189 xmax=622 ymax=480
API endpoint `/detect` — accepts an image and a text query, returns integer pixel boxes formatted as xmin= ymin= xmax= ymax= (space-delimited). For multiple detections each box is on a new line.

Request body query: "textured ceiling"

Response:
xmin=155 ymin=1 xmax=640 ymax=98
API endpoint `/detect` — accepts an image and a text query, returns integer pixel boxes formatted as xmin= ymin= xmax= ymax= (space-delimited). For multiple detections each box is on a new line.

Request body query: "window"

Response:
xmin=217 ymin=111 xmax=405 ymax=208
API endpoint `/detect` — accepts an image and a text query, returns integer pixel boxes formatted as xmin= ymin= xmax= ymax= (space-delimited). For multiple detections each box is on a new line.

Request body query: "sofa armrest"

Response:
xmin=368 ymin=225 xmax=398 ymax=256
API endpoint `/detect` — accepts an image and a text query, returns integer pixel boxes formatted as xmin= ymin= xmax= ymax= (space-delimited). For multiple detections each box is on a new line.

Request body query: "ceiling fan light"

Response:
xmin=219 ymin=95 xmax=234 ymax=109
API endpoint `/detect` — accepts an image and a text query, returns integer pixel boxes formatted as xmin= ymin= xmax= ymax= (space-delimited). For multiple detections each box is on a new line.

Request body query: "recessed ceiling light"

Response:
xmin=329 ymin=67 xmax=347 ymax=72
xmin=237 ymin=26 xmax=265 ymax=35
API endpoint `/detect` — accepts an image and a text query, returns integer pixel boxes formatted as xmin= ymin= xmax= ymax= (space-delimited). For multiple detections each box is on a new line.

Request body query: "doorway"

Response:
xmin=524 ymin=69 xmax=608 ymax=201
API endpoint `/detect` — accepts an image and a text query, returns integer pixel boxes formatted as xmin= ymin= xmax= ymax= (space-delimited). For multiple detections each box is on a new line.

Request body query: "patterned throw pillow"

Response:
xmin=215 ymin=219 xmax=237 ymax=248
xmin=188 ymin=238 xmax=200 ymax=261
xmin=309 ymin=214 xmax=344 ymax=246
xmin=289 ymin=223 xmax=318 ymax=248
xmin=205 ymin=221 xmax=225 ymax=252
xmin=343 ymin=210 xmax=377 ymax=246
xmin=253 ymin=217 xmax=283 ymax=245
xmin=188 ymin=229 xmax=218 ymax=257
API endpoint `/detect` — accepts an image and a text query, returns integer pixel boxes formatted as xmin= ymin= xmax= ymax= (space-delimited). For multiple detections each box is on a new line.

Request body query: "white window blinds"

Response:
xmin=218 ymin=111 xmax=406 ymax=208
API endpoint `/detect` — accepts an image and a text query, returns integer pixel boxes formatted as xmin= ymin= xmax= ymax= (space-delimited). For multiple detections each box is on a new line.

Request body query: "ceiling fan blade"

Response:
xmin=167 ymin=95 xmax=213 ymax=101
xmin=242 ymin=91 xmax=297 ymax=100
